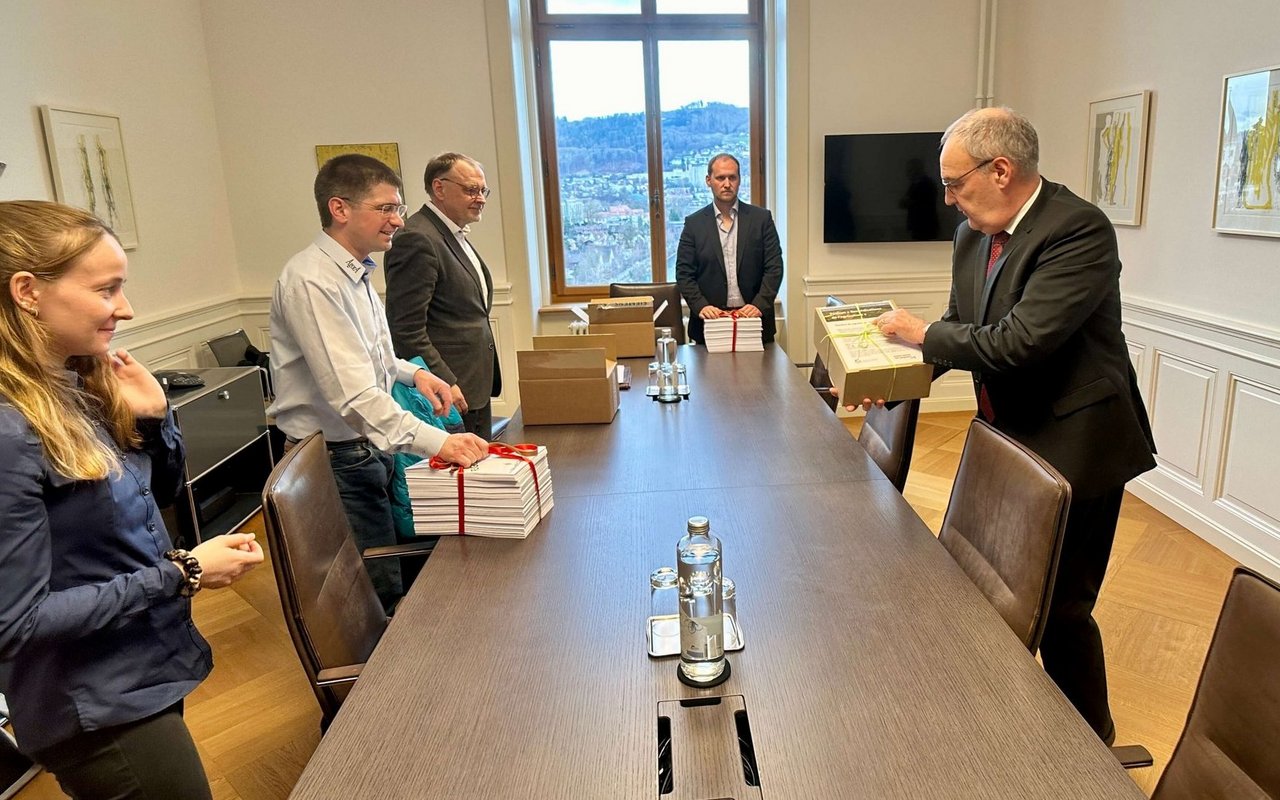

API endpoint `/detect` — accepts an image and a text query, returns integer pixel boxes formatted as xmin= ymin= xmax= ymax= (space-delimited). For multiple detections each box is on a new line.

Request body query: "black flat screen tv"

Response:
xmin=823 ymin=132 xmax=963 ymax=243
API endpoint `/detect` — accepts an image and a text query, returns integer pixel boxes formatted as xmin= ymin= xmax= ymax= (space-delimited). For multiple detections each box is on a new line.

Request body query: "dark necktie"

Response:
xmin=979 ymin=231 xmax=1010 ymax=422
xmin=986 ymin=230 xmax=1010 ymax=277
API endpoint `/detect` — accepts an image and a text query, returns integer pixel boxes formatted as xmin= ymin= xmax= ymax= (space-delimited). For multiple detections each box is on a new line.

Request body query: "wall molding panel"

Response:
xmin=1124 ymin=299 xmax=1280 ymax=582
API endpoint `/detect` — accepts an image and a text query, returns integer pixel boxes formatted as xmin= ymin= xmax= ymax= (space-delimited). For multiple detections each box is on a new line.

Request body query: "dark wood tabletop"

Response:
xmin=290 ymin=345 xmax=1144 ymax=799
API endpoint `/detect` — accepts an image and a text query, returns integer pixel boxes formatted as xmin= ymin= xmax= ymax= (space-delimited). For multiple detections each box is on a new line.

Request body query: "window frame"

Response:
xmin=532 ymin=0 xmax=766 ymax=302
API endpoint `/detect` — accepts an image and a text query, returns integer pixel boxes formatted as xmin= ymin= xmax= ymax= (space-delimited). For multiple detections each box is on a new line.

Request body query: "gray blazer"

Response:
xmin=385 ymin=206 xmax=500 ymax=405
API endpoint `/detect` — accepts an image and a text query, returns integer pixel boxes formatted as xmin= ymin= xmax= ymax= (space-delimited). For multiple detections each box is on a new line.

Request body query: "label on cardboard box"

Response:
xmin=814 ymin=301 xmax=934 ymax=403
xmin=587 ymin=296 xmax=654 ymax=324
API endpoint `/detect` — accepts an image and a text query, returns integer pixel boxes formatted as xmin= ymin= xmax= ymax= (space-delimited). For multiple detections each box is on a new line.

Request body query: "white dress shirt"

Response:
xmin=268 ymin=232 xmax=447 ymax=457
xmin=425 ymin=199 xmax=489 ymax=310
xmin=715 ymin=201 xmax=745 ymax=308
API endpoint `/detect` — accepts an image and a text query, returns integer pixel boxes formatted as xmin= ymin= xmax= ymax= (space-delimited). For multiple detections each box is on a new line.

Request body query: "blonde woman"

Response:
xmin=0 ymin=201 xmax=263 ymax=799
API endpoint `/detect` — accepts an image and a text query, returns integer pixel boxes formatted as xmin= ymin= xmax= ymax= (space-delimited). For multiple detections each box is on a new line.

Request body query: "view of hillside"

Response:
xmin=554 ymin=101 xmax=751 ymax=285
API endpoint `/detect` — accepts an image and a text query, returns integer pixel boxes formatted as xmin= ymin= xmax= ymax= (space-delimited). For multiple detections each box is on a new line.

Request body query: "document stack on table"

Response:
xmin=703 ymin=315 xmax=763 ymax=353
xmin=404 ymin=445 xmax=554 ymax=538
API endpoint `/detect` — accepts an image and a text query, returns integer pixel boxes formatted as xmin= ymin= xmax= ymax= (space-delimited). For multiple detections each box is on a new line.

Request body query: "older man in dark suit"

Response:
xmin=676 ymin=153 xmax=784 ymax=345
xmin=386 ymin=152 xmax=500 ymax=438
xmin=875 ymin=107 xmax=1157 ymax=744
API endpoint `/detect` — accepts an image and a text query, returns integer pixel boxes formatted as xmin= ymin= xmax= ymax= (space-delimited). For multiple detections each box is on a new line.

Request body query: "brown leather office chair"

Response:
xmin=938 ymin=419 xmax=1070 ymax=653
xmin=858 ymin=399 xmax=921 ymax=493
xmin=609 ymin=281 xmax=684 ymax=344
xmin=1150 ymin=567 xmax=1280 ymax=799
xmin=261 ymin=432 xmax=432 ymax=729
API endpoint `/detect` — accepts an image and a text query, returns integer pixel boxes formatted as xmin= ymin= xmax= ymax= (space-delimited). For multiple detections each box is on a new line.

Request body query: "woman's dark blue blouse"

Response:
xmin=0 ymin=401 xmax=211 ymax=755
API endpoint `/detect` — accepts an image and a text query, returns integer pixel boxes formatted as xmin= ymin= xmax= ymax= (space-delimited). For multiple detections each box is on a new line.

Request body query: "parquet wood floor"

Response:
xmin=12 ymin=411 xmax=1237 ymax=798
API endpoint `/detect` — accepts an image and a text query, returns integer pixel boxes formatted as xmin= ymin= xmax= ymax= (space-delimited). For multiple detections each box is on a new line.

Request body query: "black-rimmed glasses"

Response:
xmin=940 ymin=159 xmax=994 ymax=192
xmin=439 ymin=177 xmax=491 ymax=199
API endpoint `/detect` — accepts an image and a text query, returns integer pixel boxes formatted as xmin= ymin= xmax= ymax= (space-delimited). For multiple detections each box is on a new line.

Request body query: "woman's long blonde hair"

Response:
xmin=0 ymin=200 xmax=138 ymax=479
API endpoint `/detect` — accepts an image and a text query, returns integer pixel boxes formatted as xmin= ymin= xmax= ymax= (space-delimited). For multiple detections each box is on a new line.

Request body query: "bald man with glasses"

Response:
xmin=386 ymin=152 xmax=501 ymax=439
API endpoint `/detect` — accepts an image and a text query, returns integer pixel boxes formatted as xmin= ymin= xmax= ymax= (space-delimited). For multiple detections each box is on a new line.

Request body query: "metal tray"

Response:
xmin=646 ymin=614 xmax=744 ymax=658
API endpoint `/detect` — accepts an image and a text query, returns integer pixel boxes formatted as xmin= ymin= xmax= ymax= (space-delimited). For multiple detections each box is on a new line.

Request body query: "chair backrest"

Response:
xmin=938 ymin=419 xmax=1070 ymax=652
xmin=261 ymin=432 xmax=387 ymax=723
xmin=609 ymin=281 xmax=685 ymax=345
xmin=1152 ymin=567 xmax=1280 ymax=800
xmin=205 ymin=328 xmax=253 ymax=367
xmin=858 ymin=399 xmax=921 ymax=492
xmin=808 ymin=353 xmax=839 ymax=412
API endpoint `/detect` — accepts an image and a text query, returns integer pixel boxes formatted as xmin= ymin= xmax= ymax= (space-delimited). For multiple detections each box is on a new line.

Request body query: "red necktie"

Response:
xmin=979 ymin=231 xmax=1010 ymax=422
xmin=986 ymin=230 xmax=1010 ymax=277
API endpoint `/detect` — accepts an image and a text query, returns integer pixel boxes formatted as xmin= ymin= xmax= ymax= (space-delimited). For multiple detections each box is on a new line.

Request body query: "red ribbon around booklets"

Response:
xmin=428 ymin=443 xmax=542 ymax=535
xmin=727 ymin=309 xmax=741 ymax=352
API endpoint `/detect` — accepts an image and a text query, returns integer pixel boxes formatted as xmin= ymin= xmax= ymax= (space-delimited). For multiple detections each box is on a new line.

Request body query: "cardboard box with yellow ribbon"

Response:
xmin=813 ymin=301 xmax=934 ymax=404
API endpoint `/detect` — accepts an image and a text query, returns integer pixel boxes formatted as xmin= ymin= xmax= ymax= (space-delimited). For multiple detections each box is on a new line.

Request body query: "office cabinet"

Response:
xmin=161 ymin=367 xmax=273 ymax=547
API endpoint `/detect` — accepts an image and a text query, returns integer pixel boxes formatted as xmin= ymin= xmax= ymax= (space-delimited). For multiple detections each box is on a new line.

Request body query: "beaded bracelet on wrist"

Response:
xmin=164 ymin=549 xmax=203 ymax=597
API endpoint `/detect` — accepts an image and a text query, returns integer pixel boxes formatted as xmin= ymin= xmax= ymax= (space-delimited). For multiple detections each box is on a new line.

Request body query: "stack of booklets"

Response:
xmin=404 ymin=446 xmax=554 ymax=538
xmin=704 ymin=316 xmax=763 ymax=353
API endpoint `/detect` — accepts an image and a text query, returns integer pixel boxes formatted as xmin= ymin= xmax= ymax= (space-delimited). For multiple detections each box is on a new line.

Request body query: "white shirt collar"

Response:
xmin=425 ymin=198 xmax=470 ymax=236
xmin=1005 ymin=178 xmax=1043 ymax=236
xmin=315 ymin=231 xmax=376 ymax=284
xmin=714 ymin=200 xmax=739 ymax=221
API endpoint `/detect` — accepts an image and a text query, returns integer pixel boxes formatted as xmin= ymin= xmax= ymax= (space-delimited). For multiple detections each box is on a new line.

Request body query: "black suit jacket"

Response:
xmin=923 ymin=179 xmax=1155 ymax=498
xmin=675 ymin=201 xmax=784 ymax=344
xmin=385 ymin=206 xmax=500 ymax=405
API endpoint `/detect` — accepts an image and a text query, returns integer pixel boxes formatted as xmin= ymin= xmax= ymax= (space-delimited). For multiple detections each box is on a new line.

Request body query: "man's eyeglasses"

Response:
xmin=439 ymin=177 xmax=491 ymax=199
xmin=341 ymin=198 xmax=408 ymax=218
xmin=940 ymin=159 xmax=994 ymax=193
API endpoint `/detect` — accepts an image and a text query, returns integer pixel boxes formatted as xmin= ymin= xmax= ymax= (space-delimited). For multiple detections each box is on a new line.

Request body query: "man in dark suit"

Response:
xmin=875 ymin=107 xmax=1156 ymax=743
xmin=676 ymin=153 xmax=784 ymax=345
xmin=386 ymin=152 xmax=500 ymax=438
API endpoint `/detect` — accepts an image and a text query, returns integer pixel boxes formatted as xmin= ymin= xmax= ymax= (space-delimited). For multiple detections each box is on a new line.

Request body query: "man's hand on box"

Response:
xmin=736 ymin=304 xmax=762 ymax=318
xmin=699 ymin=306 xmax=726 ymax=320
xmin=874 ymin=309 xmax=928 ymax=345
xmin=836 ymin=392 xmax=886 ymax=413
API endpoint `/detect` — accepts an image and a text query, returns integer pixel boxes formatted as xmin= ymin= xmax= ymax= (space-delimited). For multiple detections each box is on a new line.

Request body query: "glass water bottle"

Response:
xmin=656 ymin=327 xmax=680 ymax=403
xmin=677 ymin=515 xmax=725 ymax=683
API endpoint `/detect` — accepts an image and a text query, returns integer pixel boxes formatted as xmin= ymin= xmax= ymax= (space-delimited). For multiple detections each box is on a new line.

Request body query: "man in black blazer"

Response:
xmin=676 ymin=153 xmax=784 ymax=344
xmin=386 ymin=152 xmax=500 ymax=438
xmin=876 ymin=108 xmax=1156 ymax=743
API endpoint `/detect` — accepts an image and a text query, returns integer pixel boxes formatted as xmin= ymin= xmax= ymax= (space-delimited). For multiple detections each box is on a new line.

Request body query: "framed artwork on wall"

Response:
xmin=314 ymin=143 xmax=402 ymax=176
xmin=40 ymin=106 xmax=140 ymax=249
xmin=1084 ymin=90 xmax=1152 ymax=227
xmin=1213 ymin=65 xmax=1280 ymax=238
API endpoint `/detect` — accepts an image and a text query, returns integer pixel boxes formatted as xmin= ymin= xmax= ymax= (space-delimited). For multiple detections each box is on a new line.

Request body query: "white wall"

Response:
xmin=0 ymin=0 xmax=243 ymax=363
xmin=785 ymin=0 xmax=983 ymax=410
xmin=197 ymin=0 xmax=532 ymax=414
xmin=997 ymin=0 xmax=1280 ymax=579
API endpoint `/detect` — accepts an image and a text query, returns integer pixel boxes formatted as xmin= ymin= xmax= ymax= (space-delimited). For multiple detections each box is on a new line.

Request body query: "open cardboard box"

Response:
xmin=813 ymin=300 xmax=934 ymax=404
xmin=516 ymin=334 xmax=621 ymax=425
xmin=570 ymin=296 xmax=667 ymax=358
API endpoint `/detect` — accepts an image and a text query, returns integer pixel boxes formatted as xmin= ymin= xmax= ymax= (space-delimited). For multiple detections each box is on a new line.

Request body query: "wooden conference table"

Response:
xmin=290 ymin=345 xmax=1143 ymax=799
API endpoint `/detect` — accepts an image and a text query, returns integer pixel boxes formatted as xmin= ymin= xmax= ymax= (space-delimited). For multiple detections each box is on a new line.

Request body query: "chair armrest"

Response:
xmin=362 ymin=540 xmax=437 ymax=560
xmin=315 ymin=664 xmax=364 ymax=686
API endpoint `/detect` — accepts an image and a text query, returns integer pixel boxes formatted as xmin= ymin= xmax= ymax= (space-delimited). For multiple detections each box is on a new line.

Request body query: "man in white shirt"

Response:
xmin=386 ymin=152 xmax=500 ymax=438
xmin=675 ymin=153 xmax=784 ymax=345
xmin=269 ymin=154 xmax=488 ymax=611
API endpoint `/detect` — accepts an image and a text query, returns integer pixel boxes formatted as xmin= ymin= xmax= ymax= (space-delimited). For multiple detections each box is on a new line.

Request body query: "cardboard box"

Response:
xmin=517 ymin=335 xmax=620 ymax=425
xmin=583 ymin=296 xmax=660 ymax=358
xmin=813 ymin=301 xmax=934 ymax=403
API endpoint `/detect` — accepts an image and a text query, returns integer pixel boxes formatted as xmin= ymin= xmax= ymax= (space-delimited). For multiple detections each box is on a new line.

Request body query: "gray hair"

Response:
xmin=424 ymin=152 xmax=484 ymax=196
xmin=941 ymin=107 xmax=1039 ymax=174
